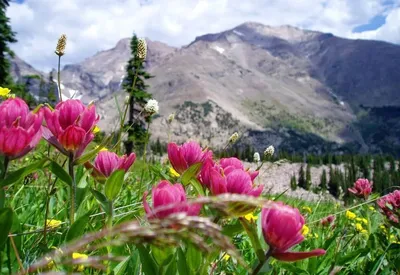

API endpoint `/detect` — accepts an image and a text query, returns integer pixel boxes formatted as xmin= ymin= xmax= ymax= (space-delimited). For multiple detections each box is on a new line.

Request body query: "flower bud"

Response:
xmin=253 ymin=152 xmax=260 ymax=163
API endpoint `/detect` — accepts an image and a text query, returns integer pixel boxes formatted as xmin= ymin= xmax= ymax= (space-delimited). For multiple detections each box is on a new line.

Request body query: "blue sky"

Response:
xmin=6 ymin=0 xmax=400 ymax=72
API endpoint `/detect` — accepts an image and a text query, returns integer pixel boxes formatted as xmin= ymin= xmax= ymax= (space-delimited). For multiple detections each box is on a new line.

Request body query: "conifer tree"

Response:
xmin=123 ymin=34 xmax=154 ymax=154
xmin=320 ymin=169 xmax=327 ymax=190
xmin=305 ymin=165 xmax=312 ymax=190
xmin=298 ymin=165 xmax=306 ymax=189
xmin=0 ymin=0 xmax=17 ymax=86
xmin=290 ymin=174 xmax=297 ymax=190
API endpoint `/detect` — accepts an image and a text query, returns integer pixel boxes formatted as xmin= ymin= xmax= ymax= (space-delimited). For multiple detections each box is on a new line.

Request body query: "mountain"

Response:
xmin=11 ymin=22 xmax=400 ymax=155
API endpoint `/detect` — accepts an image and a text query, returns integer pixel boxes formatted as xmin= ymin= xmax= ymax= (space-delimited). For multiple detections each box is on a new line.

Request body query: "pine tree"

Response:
xmin=290 ymin=174 xmax=297 ymax=190
xmin=305 ymin=165 xmax=312 ymax=190
xmin=298 ymin=165 xmax=306 ymax=189
xmin=123 ymin=34 xmax=154 ymax=155
xmin=0 ymin=0 xmax=17 ymax=85
xmin=320 ymin=169 xmax=327 ymax=190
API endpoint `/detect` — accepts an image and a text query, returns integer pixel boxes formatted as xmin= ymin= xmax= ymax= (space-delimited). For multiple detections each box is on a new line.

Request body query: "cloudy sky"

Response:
xmin=7 ymin=0 xmax=400 ymax=72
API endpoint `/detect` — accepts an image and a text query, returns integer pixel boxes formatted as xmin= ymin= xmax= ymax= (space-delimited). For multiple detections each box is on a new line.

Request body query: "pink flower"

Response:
xmin=167 ymin=141 xmax=212 ymax=174
xmin=91 ymin=151 xmax=136 ymax=178
xmin=209 ymin=167 xmax=263 ymax=197
xmin=42 ymin=99 xmax=99 ymax=158
xmin=377 ymin=190 xmax=400 ymax=225
xmin=199 ymin=157 xmax=259 ymax=188
xmin=348 ymin=178 xmax=372 ymax=199
xmin=261 ymin=202 xmax=326 ymax=262
xmin=320 ymin=215 xmax=335 ymax=227
xmin=143 ymin=180 xmax=201 ymax=219
xmin=0 ymin=97 xmax=43 ymax=160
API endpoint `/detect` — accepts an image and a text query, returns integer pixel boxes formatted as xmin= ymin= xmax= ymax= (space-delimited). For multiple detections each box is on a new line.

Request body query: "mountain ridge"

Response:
xmin=9 ymin=22 xmax=400 ymax=155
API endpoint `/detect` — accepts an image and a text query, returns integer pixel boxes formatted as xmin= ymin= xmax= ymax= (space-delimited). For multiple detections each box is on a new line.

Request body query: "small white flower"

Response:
xmin=228 ymin=132 xmax=239 ymax=144
xmin=253 ymin=152 xmax=260 ymax=163
xmin=144 ymin=99 xmax=159 ymax=114
xmin=125 ymin=95 xmax=130 ymax=105
xmin=264 ymin=145 xmax=274 ymax=157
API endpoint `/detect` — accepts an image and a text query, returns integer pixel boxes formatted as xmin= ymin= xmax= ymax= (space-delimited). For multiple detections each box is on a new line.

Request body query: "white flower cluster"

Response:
xmin=253 ymin=152 xmax=261 ymax=163
xmin=264 ymin=145 xmax=274 ymax=157
xmin=144 ymin=99 xmax=159 ymax=114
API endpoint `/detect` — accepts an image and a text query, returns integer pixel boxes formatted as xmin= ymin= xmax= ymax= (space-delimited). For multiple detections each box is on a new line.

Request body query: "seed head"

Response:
xmin=228 ymin=132 xmax=239 ymax=144
xmin=55 ymin=34 xmax=67 ymax=56
xmin=167 ymin=113 xmax=175 ymax=124
xmin=137 ymin=38 xmax=147 ymax=60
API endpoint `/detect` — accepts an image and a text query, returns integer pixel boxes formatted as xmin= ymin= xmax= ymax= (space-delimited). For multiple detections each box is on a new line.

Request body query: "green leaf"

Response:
xmin=137 ymin=244 xmax=158 ymax=275
xmin=180 ymin=162 xmax=203 ymax=186
xmin=74 ymin=135 xmax=113 ymax=165
xmin=222 ymin=221 xmax=243 ymax=237
xmin=186 ymin=243 xmax=202 ymax=273
xmin=337 ymin=248 xmax=369 ymax=265
xmin=189 ymin=178 xmax=205 ymax=196
xmin=0 ymin=208 xmax=13 ymax=249
xmin=66 ymin=213 xmax=90 ymax=242
xmin=177 ymin=247 xmax=190 ymax=275
xmin=90 ymin=189 xmax=111 ymax=216
xmin=0 ymin=159 xmax=49 ymax=187
xmin=368 ymin=253 xmax=385 ymax=275
xmin=105 ymin=169 xmax=126 ymax=201
xmin=48 ymin=160 xmax=72 ymax=186
xmin=280 ymin=263 xmax=309 ymax=274
xmin=152 ymin=245 xmax=175 ymax=266
xmin=114 ymin=256 xmax=130 ymax=275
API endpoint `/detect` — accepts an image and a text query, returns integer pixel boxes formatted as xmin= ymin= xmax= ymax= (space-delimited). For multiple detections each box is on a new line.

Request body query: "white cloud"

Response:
xmin=6 ymin=0 xmax=400 ymax=72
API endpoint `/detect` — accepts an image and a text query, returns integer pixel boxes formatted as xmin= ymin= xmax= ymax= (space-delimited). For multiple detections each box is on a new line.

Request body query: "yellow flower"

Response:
xmin=223 ymin=254 xmax=231 ymax=261
xmin=94 ymin=145 xmax=108 ymax=152
xmin=346 ymin=210 xmax=356 ymax=220
xmin=356 ymin=217 xmax=368 ymax=225
xmin=92 ymin=125 xmax=100 ymax=134
xmin=369 ymin=206 xmax=376 ymax=212
xmin=301 ymin=225 xmax=310 ymax=236
xmin=355 ymin=223 xmax=364 ymax=232
xmin=72 ymin=252 xmax=88 ymax=272
xmin=302 ymin=206 xmax=312 ymax=214
xmin=45 ymin=257 xmax=55 ymax=269
xmin=46 ymin=219 xmax=62 ymax=228
xmin=0 ymin=87 xmax=11 ymax=97
xmin=389 ymin=235 xmax=400 ymax=244
xmin=244 ymin=212 xmax=258 ymax=222
xmin=361 ymin=229 xmax=368 ymax=235
xmin=169 ymin=167 xmax=180 ymax=178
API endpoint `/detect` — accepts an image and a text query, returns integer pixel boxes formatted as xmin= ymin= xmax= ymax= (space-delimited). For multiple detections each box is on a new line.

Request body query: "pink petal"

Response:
xmin=167 ymin=143 xmax=188 ymax=174
xmin=210 ymin=169 xmax=227 ymax=195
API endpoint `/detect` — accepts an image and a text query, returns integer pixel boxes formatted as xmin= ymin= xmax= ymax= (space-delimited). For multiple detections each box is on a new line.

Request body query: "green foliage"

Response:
xmin=290 ymin=174 xmax=297 ymax=191
xmin=320 ymin=169 xmax=327 ymax=191
xmin=298 ymin=165 xmax=306 ymax=189
xmin=305 ymin=165 xmax=312 ymax=191
xmin=0 ymin=0 xmax=17 ymax=86
xmin=123 ymin=34 xmax=154 ymax=155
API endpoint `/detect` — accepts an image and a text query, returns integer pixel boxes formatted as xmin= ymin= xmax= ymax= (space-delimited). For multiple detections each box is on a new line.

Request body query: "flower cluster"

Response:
xmin=348 ymin=178 xmax=372 ymax=199
xmin=0 ymin=97 xmax=43 ymax=160
xmin=377 ymin=190 xmax=400 ymax=226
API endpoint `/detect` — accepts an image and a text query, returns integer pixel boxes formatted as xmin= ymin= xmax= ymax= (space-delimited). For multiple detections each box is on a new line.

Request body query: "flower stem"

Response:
xmin=57 ymin=55 xmax=62 ymax=102
xmin=116 ymin=71 xmax=138 ymax=155
xmin=142 ymin=122 xmax=151 ymax=163
xmin=0 ymin=157 xmax=9 ymax=208
xmin=252 ymin=249 xmax=272 ymax=275
xmin=68 ymin=153 xmax=75 ymax=224
xmin=106 ymin=200 xmax=113 ymax=274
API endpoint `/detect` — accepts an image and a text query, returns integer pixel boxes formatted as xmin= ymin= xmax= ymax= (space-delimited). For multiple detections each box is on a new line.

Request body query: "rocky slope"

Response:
xmin=11 ymin=22 xmax=400 ymax=154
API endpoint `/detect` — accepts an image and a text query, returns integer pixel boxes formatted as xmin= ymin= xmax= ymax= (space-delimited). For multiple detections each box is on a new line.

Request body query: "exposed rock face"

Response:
xmin=10 ymin=22 xmax=400 ymax=153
